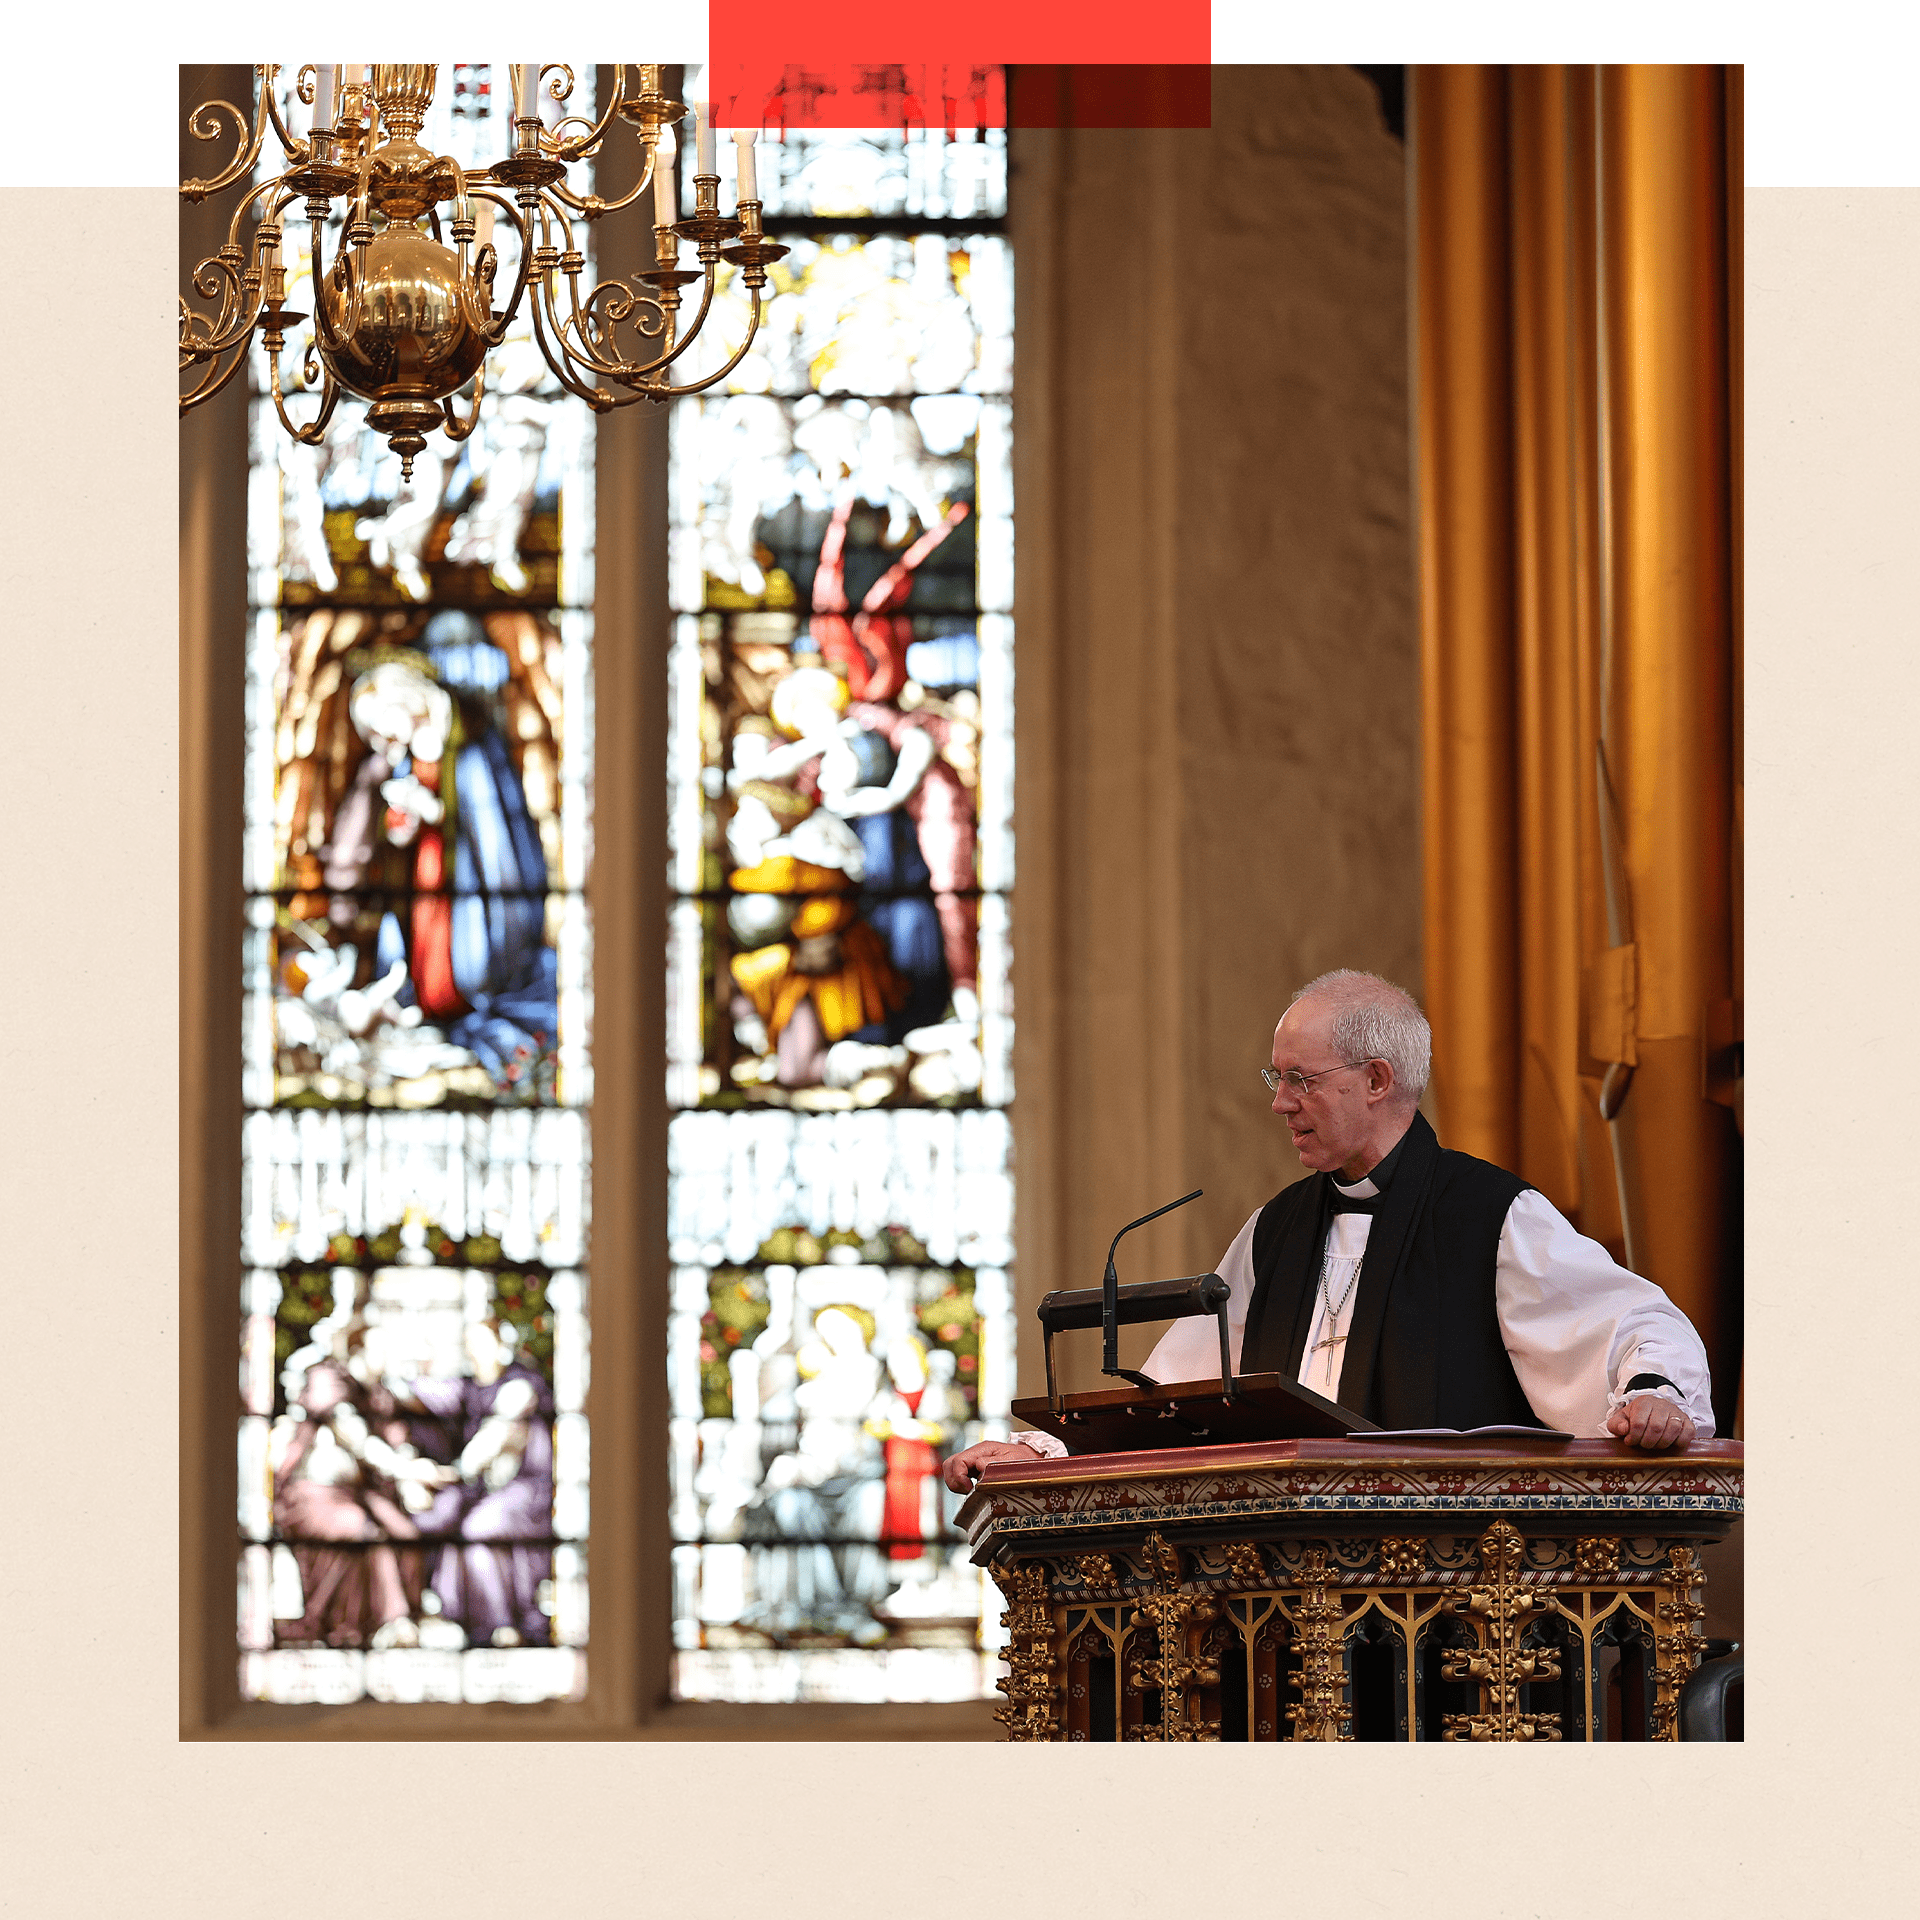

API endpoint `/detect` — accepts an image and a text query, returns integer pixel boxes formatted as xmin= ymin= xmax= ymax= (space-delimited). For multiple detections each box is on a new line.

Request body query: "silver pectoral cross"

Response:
xmin=1310 ymin=1327 xmax=1348 ymax=1359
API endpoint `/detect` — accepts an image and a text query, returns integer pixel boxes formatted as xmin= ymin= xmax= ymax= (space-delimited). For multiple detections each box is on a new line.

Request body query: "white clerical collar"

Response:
xmin=1330 ymin=1126 xmax=1411 ymax=1201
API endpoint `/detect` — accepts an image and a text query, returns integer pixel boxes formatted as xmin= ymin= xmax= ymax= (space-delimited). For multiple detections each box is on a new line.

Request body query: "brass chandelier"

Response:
xmin=179 ymin=63 xmax=788 ymax=475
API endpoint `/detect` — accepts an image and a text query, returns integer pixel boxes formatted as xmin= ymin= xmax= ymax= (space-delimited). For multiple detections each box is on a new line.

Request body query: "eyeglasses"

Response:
xmin=1261 ymin=1060 xmax=1377 ymax=1096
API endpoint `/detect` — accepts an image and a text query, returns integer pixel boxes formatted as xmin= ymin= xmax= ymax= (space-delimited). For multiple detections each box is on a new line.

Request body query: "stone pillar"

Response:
xmin=1011 ymin=69 xmax=1420 ymax=1390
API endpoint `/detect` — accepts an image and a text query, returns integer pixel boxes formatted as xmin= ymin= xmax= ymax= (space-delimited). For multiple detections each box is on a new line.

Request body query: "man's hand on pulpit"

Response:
xmin=1606 ymin=1394 xmax=1696 ymax=1450
xmin=941 ymin=1441 xmax=1038 ymax=1494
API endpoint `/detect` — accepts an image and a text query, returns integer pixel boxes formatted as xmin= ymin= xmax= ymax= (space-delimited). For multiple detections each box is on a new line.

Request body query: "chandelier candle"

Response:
xmin=654 ymin=128 xmax=679 ymax=226
xmin=732 ymin=126 xmax=757 ymax=203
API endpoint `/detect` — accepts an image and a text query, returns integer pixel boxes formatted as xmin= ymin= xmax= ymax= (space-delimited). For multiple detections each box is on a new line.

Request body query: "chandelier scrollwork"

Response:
xmin=180 ymin=62 xmax=789 ymax=475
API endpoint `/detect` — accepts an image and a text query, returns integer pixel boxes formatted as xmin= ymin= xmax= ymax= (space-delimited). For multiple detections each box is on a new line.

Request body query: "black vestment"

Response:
xmin=1238 ymin=1111 xmax=1543 ymax=1429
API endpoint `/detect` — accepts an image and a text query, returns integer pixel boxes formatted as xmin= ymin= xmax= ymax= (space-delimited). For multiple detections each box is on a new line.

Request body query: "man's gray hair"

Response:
xmin=1289 ymin=969 xmax=1430 ymax=1105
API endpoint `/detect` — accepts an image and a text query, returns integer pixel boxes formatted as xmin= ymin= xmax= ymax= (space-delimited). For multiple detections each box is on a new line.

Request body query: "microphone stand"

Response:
xmin=1101 ymin=1189 xmax=1203 ymax=1389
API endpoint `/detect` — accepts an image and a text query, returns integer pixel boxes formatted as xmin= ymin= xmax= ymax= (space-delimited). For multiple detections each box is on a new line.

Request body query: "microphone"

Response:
xmin=1102 ymin=1189 xmax=1203 ymax=1388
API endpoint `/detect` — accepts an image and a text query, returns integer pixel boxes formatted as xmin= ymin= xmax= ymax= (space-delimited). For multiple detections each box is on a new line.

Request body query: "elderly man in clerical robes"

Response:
xmin=943 ymin=968 xmax=1713 ymax=1492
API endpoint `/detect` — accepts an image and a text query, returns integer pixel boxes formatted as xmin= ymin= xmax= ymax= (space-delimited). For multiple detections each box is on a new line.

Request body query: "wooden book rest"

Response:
xmin=1013 ymin=1371 xmax=1379 ymax=1454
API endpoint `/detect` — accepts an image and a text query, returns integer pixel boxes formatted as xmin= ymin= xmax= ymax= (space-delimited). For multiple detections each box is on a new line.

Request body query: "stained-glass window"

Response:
xmin=664 ymin=101 xmax=1015 ymax=1703
xmin=236 ymin=63 xmax=594 ymax=1706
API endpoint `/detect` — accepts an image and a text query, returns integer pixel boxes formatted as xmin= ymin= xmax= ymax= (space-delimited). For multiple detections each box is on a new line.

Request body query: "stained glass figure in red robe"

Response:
xmin=808 ymin=492 xmax=970 ymax=703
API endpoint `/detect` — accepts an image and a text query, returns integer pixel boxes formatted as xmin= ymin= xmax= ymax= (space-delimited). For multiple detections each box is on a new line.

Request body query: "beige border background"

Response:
xmin=0 ymin=177 xmax=1909 ymax=1908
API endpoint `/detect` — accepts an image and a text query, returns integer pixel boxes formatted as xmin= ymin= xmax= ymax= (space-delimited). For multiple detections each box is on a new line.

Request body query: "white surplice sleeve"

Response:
xmin=1496 ymin=1188 xmax=1716 ymax=1438
xmin=1008 ymin=1209 xmax=1262 ymax=1459
xmin=1140 ymin=1209 xmax=1258 ymax=1385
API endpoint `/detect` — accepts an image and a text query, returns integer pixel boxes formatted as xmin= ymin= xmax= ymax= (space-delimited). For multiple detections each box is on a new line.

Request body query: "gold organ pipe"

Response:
xmin=1414 ymin=64 xmax=1520 ymax=1172
xmin=1507 ymin=66 xmax=1584 ymax=1216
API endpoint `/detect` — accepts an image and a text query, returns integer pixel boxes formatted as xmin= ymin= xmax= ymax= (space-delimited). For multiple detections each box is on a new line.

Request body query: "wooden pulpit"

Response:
xmin=956 ymin=1434 xmax=1744 ymax=1741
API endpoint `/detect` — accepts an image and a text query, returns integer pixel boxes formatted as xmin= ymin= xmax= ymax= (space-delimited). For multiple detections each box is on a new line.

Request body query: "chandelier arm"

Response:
xmin=644 ymin=269 xmax=721 ymax=378
xmin=266 ymin=337 xmax=340 ymax=444
xmin=310 ymin=267 xmax=359 ymax=359
xmin=179 ymin=336 xmax=253 ymax=413
xmin=566 ymin=377 xmax=698 ymax=415
xmin=557 ymin=260 xmax=670 ymax=380
xmin=633 ymin=288 xmax=767 ymax=400
xmin=547 ymin=63 xmax=626 ymax=162
xmin=259 ymin=64 xmax=311 ymax=165
xmin=534 ymin=185 xmax=580 ymax=258
xmin=439 ymin=359 xmax=487 ymax=442
xmin=538 ymin=263 xmax=617 ymax=377
xmin=548 ymin=289 xmax=620 ymax=380
xmin=334 ymin=168 xmax=383 ymax=348
xmin=540 ymin=278 xmax=616 ymax=383
xmin=223 ymin=170 xmax=295 ymax=261
xmin=305 ymin=203 xmax=343 ymax=352
xmin=526 ymin=267 xmax=619 ymax=410
xmin=186 ymin=248 xmax=265 ymax=361
xmin=545 ymin=135 xmax=658 ymax=220
xmin=308 ymin=236 xmax=352 ymax=356
xmin=536 ymin=185 xmax=704 ymax=386
xmin=470 ymin=186 xmax=537 ymax=346
xmin=180 ymin=170 xmax=293 ymax=360
xmin=178 ymin=293 xmax=205 ymax=367
xmin=264 ymin=186 xmax=307 ymax=266
xmin=228 ymin=184 xmax=308 ymax=344
xmin=551 ymin=299 xmax=646 ymax=384
xmin=526 ymin=276 xmax=606 ymax=407
xmin=179 ymin=267 xmax=240 ymax=365
xmin=180 ymin=68 xmax=269 ymax=203
xmin=181 ymin=255 xmax=246 ymax=359
xmin=454 ymin=239 xmax=501 ymax=337
xmin=527 ymin=187 xmax=610 ymax=356
xmin=311 ymin=183 xmax=374 ymax=358
xmin=576 ymin=251 xmax=723 ymax=388
xmin=182 ymin=174 xmax=311 ymax=370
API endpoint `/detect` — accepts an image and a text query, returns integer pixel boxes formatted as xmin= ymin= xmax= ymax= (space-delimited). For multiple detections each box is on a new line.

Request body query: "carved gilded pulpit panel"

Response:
xmin=959 ymin=1438 xmax=1741 ymax=1742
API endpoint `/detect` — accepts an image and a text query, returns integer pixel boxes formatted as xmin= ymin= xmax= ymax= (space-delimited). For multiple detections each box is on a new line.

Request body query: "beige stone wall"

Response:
xmin=1011 ymin=69 xmax=1421 ymax=1390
